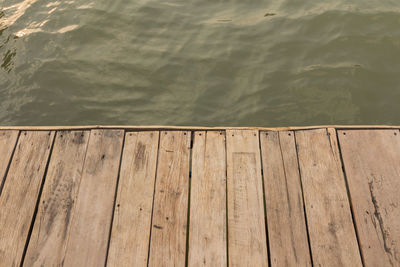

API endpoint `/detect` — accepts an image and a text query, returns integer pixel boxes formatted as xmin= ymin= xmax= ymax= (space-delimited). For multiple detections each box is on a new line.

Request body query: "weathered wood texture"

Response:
xmin=0 ymin=131 xmax=54 ymax=267
xmin=107 ymin=131 xmax=159 ymax=267
xmin=0 ymin=127 xmax=398 ymax=267
xmin=296 ymin=129 xmax=362 ymax=267
xmin=226 ymin=130 xmax=269 ymax=267
xmin=23 ymin=131 xmax=90 ymax=266
xmin=62 ymin=129 xmax=124 ymax=266
xmin=189 ymin=131 xmax=227 ymax=266
xmin=0 ymin=130 xmax=19 ymax=192
xmin=148 ymin=131 xmax=191 ymax=267
xmin=338 ymin=129 xmax=400 ymax=266
xmin=260 ymin=131 xmax=311 ymax=267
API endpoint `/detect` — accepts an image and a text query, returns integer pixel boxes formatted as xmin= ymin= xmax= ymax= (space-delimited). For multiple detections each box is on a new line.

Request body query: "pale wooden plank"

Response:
xmin=148 ymin=131 xmax=191 ymax=267
xmin=226 ymin=130 xmax=268 ymax=267
xmin=62 ymin=129 xmax=124 ymax=266
xmin=296 ymin=128 xmax=362 ymax=267
xmin=260 ymin=131 xmax=311 ymax=267
xmin=188 ymin=131 xmax=227 ymax=266
xmin=23 ymin=131 xmax=90 ymax=266
xmin=338 ymin=129 xmax=400 ymax=266
xmin=0 ymin=131 xmax=55 ymax=267
xmin=0 ymin=130 xmax=19 ymax=190
xmin=107 ymin=131 xmax=159 ymax=267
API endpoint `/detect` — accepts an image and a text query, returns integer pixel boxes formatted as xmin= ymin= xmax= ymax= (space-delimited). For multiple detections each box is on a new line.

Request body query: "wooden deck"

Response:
xmin=0 ymin=126 xmax=399 ymax=266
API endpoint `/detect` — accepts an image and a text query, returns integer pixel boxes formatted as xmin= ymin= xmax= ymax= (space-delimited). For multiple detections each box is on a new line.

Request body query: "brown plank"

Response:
xmin=107 ymin=131 xmax=159 ymax=267
xmin=296 ymin=128 xmax=362 ymax=267
xmin=23 ymin=131 xmax=90 ymax=266
xmin=338 ymin=129 xmax=400 ymax=266
xmin=0 ymin=130 xmax=19 ymax=190
xmin=148 ymin=131 xmax=190 ymax=267
xmin=188 ymin=131 xmax=227 ymax=266
xmin=0 ymin=131 xmax=55 ymax=267
xmin=226 ymin=130 xmax=268 ymax=267
xmin=260 ymin=131 xmax=311 ymax=266
xmin=62 ymin=129 xmax=124 ymax=266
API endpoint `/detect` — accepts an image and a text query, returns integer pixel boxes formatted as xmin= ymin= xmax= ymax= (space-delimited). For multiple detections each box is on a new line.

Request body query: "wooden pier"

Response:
xmin=0 ymin=126 xmax=399 ymax=266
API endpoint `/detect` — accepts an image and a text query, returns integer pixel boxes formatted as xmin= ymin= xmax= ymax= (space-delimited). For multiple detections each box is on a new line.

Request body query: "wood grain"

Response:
xmin=226 ymin=130 xmax=268 ymax=267
xmin=148 ymin=131 xmax=191 ymax=267
xmin=295 ymin=129 xmax=362 ymax=267
xmin=0 ymin=130 xmax=19 ymax=192
xmin=0 ymin=131 xmax=55 ymax=267
xmin=338 ymin=129 xmax=400 ymax=266
xmin=23 ymin=131 xmax=90 ymax=266
xmin=62 ymin=129 xmax=124 ymax=266
xmin=260 ymin=131 xmax=311 ymax=267
xmin=188 ymin=131 xmax=227 ymax=266
xmin=107 ymin=131 xmax=159 ymax=267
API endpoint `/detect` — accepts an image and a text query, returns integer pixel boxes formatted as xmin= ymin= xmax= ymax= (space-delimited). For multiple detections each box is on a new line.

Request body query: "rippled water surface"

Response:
xmin=1 ymin=0 xmax=400 ymax=126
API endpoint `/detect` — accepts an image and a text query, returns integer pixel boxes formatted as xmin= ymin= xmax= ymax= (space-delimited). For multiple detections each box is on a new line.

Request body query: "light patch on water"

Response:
xmin=77 ymin=3 xmax=95 ymax=9
xmin=57 ymin=24 xmax=78 ymax=33
xmin=46 ymin=1 xmax=60 ymax=8
xmin=0 ymin=0 xmax=38 ymax=31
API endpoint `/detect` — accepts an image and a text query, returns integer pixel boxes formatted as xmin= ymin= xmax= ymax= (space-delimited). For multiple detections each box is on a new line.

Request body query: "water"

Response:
xmin=1 ymin=0 xmax=400 ymax=126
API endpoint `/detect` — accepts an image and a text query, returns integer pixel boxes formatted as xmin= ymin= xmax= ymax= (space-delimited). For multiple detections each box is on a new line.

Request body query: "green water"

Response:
xmin=1 ymin=0 xmax=400 ymax=126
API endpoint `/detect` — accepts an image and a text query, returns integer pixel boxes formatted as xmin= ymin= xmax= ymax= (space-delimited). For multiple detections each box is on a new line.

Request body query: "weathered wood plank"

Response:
xmin=107 ymin=131 xmax=159 ymax=267
xmin=148 ymin=131 xmax=190 ymax=267
xmin=62 ymin=129 xmax=124 ymax=266
xmin=295 ymin=129 xmax=362 ymax=267
xmin=338 ymin=129 xmax=400 ymax=266
xmin=188 ymin=131 xmax=227 ymax=266
xmin=0 ymin=131 xmax=55 ymax=267
xmin=0 ymin=130 xmax=19 ymax=192
xmin=260 ymin=131 xmax=311 ymax=267
xmin=23 ymin=131 xmax=90 ymax=266
xmin=226 ymin=130 xmax=268 ymax=267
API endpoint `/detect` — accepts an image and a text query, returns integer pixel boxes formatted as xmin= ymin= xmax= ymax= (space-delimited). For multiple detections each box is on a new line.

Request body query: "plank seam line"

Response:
xmin=0 ymin=130 xmax=20 ymax=196
xmin=224 ymin=130 xmax=229 ymax=267
xmin=146 ymin=131 xmax=161 ymax=267
xmin=258 ymin=130 xmax=272 ymax=267
xmin=334 ymin=129 xmax=366 ymax=267
xmin=293 ymin=131 xmax=314 ymax=266
xmin=185 ymin=130 xmax=193 ymax=267
xmin=19 ymin=131 xmax=56 ymax=267
xmin=104 ymin=130 xmax=126 ymax=267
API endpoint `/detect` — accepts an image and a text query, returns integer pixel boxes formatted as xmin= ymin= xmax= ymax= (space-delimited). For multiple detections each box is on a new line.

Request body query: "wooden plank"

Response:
xmin=0 ymin=131 xmax=55 ymax=267
xmin=62 ymin=129 xmax=124 ymax=266
xmin=260 ymin=131 xmax=311 ymax=266
xmin=188 ymin=131 xmax=227 ymax=266
xmin=107 ymin=131 xmax=159 ymax=267
xmin=226 ymin=130 xmax=268 ymax=267
xmin=0 ymin=130 xmax=19 ymax=191
xmin=23 ymin=131 xmax=90 ymax=266
xmin=338 ymin=129 xmax=400 ymax=266
xmin=148 ymin=131 xmax=190 ymax=267
xmin=295 ymin=128 xmax=362 ymax=267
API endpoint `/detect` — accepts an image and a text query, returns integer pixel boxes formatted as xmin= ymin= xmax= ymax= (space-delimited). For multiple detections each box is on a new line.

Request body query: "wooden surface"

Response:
xmin=226 ymin=130 xmax=268 ymax=267
xmin=189 ymin=131 xmax=227 ymax=266
xmin=0 ymin=127 xmax=399 ymax=266
xmin=0 ymin=131 xmax=54 ymax=267
xmin=296 ymin=129 xmax=362 ymax=267
xmin=148 ymin=131 xmax=191 ymax=267
xmin=260 ymin=131 xmax=311 ymax=267
xmin=24 ymin=131 xmax=90 ymax=266
xmin=107 ymin=131 xmax=159 ymax=267
xmin=338 ymin=129 xmax=400 ymax=266
xmin=0 ymin=130 xmax=18 ymax=192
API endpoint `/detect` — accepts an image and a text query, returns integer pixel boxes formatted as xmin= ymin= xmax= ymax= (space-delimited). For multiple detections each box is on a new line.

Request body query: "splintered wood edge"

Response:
xmin=0 ymin=125 xmax=399 ymax=131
